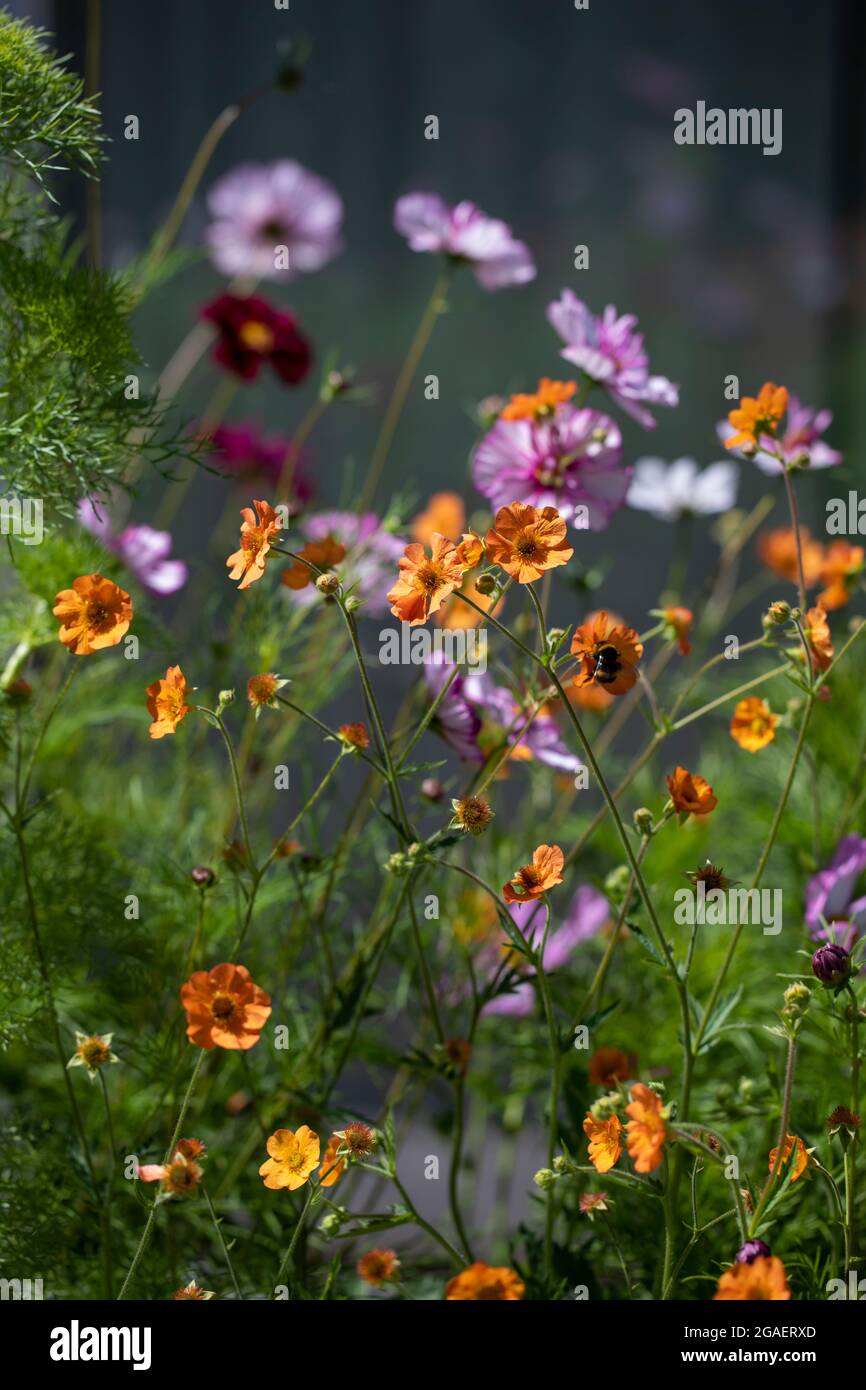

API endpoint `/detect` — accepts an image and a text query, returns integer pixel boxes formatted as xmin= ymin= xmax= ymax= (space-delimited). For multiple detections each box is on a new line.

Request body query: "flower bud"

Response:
xmin=736 ymin=1238 xmax=770 ymax=1265
xmin=633 ymin=807 xmax=654 ymax=835
xmin=316 ymin=572 xmax=341 ymax=595
xmin=344 ymin=595 xmax=363 ymax=612
xmin=421 ymin=777 xmax=444 ymax=802
xmin=764 ymin=600 xmax=791 ymax=627
xmin=191 ymin=865 xmax=216 ymax=889
xmin=533 ymin=1168 xmax=557 ymax=1190
xmin=811 ymin=943 xmax=851 ymax=988
xmin=783 ymin=981 xmax=811 ymax=1007
xmin=475 ymin=572 xmax=497 ymax=596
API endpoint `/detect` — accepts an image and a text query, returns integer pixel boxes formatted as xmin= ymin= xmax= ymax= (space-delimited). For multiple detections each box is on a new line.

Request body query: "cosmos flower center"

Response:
xmin=238 ymin=320 xmax=275 ymax=353
xmin=260 ymin=218 xmax=287 ymax=241
xmin=211 ymin=991 xmax=238 ymax=1022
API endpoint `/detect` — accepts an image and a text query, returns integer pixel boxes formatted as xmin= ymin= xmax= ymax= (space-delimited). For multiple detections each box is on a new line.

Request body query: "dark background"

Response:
xmin=11 ymin=0 xmax=866 ymax=612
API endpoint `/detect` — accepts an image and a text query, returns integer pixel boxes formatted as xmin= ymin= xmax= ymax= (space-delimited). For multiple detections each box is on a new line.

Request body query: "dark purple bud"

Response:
xmin=735 ymin=1239 xmax=770 ymax=1265
xmin=811 ymin=943 xmax=851 ymax=987
xmin=191 ymin=865 xmax=216 ymax=888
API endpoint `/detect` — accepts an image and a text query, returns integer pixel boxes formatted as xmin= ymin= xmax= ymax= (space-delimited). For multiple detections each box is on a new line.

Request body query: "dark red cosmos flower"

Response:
xmin=201 ymin=293 xmax=312 ymax=385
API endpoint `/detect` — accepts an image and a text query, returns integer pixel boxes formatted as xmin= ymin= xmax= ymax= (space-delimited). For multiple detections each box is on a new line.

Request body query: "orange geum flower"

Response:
xmin=226 ymin=499 xmax=283 ymax=590
xmin=454 ymin=530 xmax=485 ymax=570
xmin=146 ymin=664 xmax=190 ymax=739
xmin=804 ymin=604 xmax=834 ymax=672
xmin=259 ymin=1124 xmax=320 ymax=1191
xmin=445 ymin=1262 xmax=525 ymax=1300
xmin=247 ymin=672 xmax=288 ymax=717
xmin=500 ymin=377 xmax=577 ymax=421
xmin=503 ymin=843 xmax=564 ymax=904
xmin=319 ymin=1134 xmax=346 ymax=1188
xmin=661 ymin=605 xmax=694 ymax=655
xmin=588 ymin=1046 xmax=634 ymax=1088
xmin=625 ymin=1083 xmax=667 ymax=1174
xmin=66 ymin=1031 xmax=118 ymax=1080
xmin=768 ymin=1133 xmax=811 ymax=1183
xmin=53 ymin=574 xmax=132 ymax=656
xmin=571 ymin=610 xmax=643 ymax=696
xmin=714 ymin=1255 xmax=790 ymax=1301
xmin=357 ymin=1248 xmax=400 ymax=1287
xmin=729 ymin=696 xmax=779 ymax=752
xmin=280 ymin=535 xmax=347 ymax=591
xmin=484 ymin=502 xmax=573 ymax=583
xmin=180 ymin=962 xmax=271 ymax=1051
xmin=725 ymin=382 xmax=789 ymax=453
xmin=666 ymin=765 xmax=717 ymax=817
xmin=818 ymin=540 xmax=865 ymax=611
xmin=411 ymin=491 xmax=466 ymax=545
xmin=338 ymin=722 xmax=370 ymax=750
xmin=756 ymin=526 xmax=824 ymax=587
xmin=172 ymin=1281 xmax=214 ymax=1300
xmin=583 ymin=1112 xmax=623 ymax=1174
xmin=387 ymin=533 xmax=465 ymax=625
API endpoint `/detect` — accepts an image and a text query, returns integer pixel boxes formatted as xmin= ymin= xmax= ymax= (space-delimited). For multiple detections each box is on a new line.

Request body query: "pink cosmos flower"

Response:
xmin=205 ymin=160 xmax=343 ymax=280
xmin=394 ymin=193 xmax=535 ymax=290
xmin=547 ymin=290 xmax=679 ymax=429
xmin=472 ymin=405 xmax=628 ymax=528
xmin=717 ymin=394 xmax=842 ymax=474
xmin=483 ymin=887 xmax=611 ymax=1016
xmin=78 ymin=500 xmax=187 ymax=595
xmin=805 ymin=836 xmax=866 ymax=951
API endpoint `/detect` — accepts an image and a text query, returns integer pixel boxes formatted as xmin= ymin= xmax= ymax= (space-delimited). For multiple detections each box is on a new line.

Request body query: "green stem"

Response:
xmin=202 ymin=1185 xmax=244 ymax=1299
xmin=448 ymin=1077 xmax=474 ymax=1263
xmin=749 ymin=1036 xmax=797 ymax=1235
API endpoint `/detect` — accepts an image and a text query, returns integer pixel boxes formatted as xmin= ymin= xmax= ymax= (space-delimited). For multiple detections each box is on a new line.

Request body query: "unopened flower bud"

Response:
xmin=533 ymin=1168 xmax=557 ymax=1190
xmin=736 ymin=1238 xmax=770 ymax=1265
xmin=316 ymin=572 xmax=341 ymax=595
xmin=633 ymin=807 xmax=653 ymax=835
xmin=475 ymin=572 xmax=497 ymax=596
xmin=191 ymin=866 xmax=216 ymax=888
xmin=784 ymin=982 xmax=811 ymax=1007
xmin=765 ymin=600 xmax=791 ymax=626
xmin=812 ymin=943 xmax=851 ymax=988
xmin=344 ymin=595 xmax=363 ymax=612
xmin=552 ymin=1154 xmax=567 ymax=1173
xmin=421 ymin=777 xmax=444 ymax=802
xmin=216 ymin=689 xmax=235 ymax=715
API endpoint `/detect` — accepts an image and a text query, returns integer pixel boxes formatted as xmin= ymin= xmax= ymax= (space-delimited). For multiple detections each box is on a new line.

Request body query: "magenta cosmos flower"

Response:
xmin=472 ymin=405 xmax=628 ymax=528
xmin=205 ymin=160 xmax=343 ymax=280
xmin=805 ymin=835 xmax=866 ymax=951
xmin=547 ymin=290 xmax=679 ymax=429
xmin=423 ymin=654 xmax=584 ymax=775
xmin=717 ymin=394 xmax=842 ymax=474
xmin=483 ymin=887 xmax=611 ymax=1017
xmin=394 ymin=192 xmax=535 ymax=290
xmin=78 ymin=500 xmax=187 ymax=595
xmin=201 ymin=294 xmax=312 ymax=386
xmin=206 ymin=422 xmax=313 ymax=507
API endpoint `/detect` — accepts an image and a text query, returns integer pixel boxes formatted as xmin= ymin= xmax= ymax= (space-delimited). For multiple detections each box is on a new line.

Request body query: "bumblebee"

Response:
xmin=593 ymin=643 xmax=623 ymax=685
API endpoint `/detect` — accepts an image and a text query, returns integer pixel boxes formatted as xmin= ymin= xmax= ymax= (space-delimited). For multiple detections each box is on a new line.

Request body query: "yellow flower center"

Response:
xmin=211 ymin=991 xmax=237 ymax=1022
xmin=238 ymin=320 xmax=275 ymax=353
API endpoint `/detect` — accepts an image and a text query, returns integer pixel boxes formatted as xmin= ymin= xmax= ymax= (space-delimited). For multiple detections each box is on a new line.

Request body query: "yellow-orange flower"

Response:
xmin=756 ymin=527 xmax=823 ymax=587
xmin=172 ymin=1281 xmax=214 ymax=1300
xmin=484 ymin=502 xmax=573 ymax=583
xmin=503 ymin=843 xmax=564 ymax=905
xmin=357 ymin=1248 xmax=400 ymax=1286
xmin=259 ymin=1124 xmax=320 ymax=1191
xmin=387 ymin=533 xmax=465 ymax=625
xmin=53 ymin=574 xmax=132 ymax=656
xmin=725 ymin=382 xmax=789 ymax=452
xmin=500 ymin=378 xmax=577 ymax=421
xmin=138 ymin=1146 xmax=204 ymax=1197
xmin=666 ymin=765 xmax=717 ymax=817
xmin=804 ymin=604 xmax=833 ymax=672
xmin=729 ymin=696 xmax=779 ymax=752
xmin=454 ymin=531 xmax=485 ymax=569
xmin=714 ymin=1255 xmax=791 ymax=1300
xmin=338 ymin=722 xmax=370 ymax=749
xmin=571 ymin=610 xmax=643 ymax=696
xmin=411 ymin=491 xmax=465 ymax=545
xmin=768 ymin=1133 xmax=810 ymax=1183
xmin=146 ymin=664 xmax=190 ymax=739
xmin=588 ymin=1046 xmax=634 ymax=1088
xmin=663 ymin=605 xmax=694 ymax=656
xmin=319 ymin=1134 xmax=346 ymax=1188
xmin=583 ymin=1112 xmax=623 ymax=1174
xmin=445 ymin=1262 xmax=525 ymax=1300
xmin=625 ymin=1083 xmax=667 ymax=1174
xmin=818 ymin=540 xmax=865 ymax=611
xmin=247 ymin=672 xmax=288 ymax=715
xmin=281 ymin=536 xmax=346 ymax=590
xmin=180 ymin=962 xmax=271 ymax=1050
xmin=226 ymin=499 xmax=283 ymax=590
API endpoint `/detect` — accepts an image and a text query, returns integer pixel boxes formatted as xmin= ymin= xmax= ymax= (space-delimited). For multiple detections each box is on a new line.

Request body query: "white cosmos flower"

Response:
xmin=626 ymin=457 xmax=738 ymax=521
